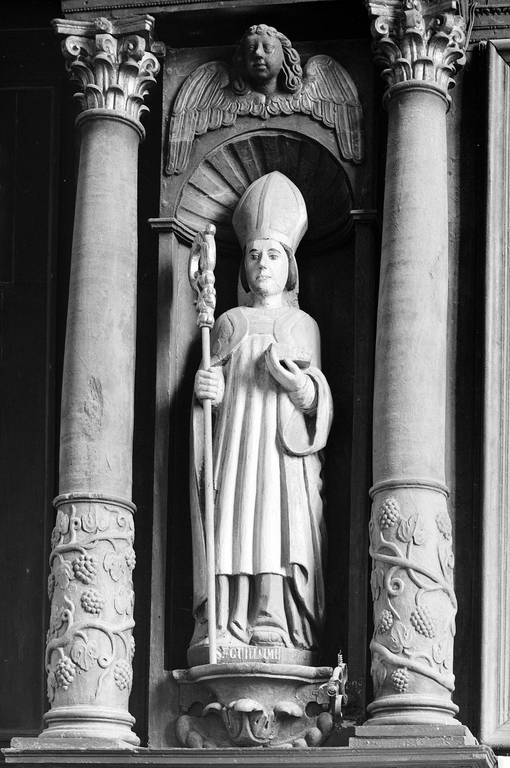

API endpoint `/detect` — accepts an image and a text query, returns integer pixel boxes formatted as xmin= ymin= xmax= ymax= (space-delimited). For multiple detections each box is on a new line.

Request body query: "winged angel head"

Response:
xmin=230 ymin=24 xmax=302 ymax=96
xmin=166 ymin=24 xmax=364 ymax=175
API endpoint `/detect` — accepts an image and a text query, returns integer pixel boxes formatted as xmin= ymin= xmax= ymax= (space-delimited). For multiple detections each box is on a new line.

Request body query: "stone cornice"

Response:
xmin=53 ymin=15 xmax=164 ymax=124
xmin=364 ymin=1 xmax=467 ymax=96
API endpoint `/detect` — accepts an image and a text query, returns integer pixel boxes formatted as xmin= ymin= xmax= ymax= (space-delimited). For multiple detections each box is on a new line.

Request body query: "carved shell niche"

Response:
xmin=175 ymin=131 xmax=353 ymax=257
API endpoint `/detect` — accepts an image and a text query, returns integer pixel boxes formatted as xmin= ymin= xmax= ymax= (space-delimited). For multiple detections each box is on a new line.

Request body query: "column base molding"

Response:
xmin=366 ymin=693 xmax=459 ymax=725
xmin=350 ymin=723 xmax=477 ymax=748
xmin=40 ymin=705 xmax=139 ymax=745
xmin=3 ymin=743 xmax=496 ymax=767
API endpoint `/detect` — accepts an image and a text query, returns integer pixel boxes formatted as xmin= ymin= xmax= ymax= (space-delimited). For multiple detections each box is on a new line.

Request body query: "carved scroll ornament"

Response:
xmin=364 ymin=0 xmax=466 ymax=94
xmin=166 ymin=24 xmax=364 ymax=175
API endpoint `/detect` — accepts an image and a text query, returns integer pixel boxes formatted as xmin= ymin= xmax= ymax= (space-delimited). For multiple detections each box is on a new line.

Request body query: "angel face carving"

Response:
xmin=231 ymin=24 xmax=302 ymax=96
xmin=243 ymin=30 xmax=285 ymax=94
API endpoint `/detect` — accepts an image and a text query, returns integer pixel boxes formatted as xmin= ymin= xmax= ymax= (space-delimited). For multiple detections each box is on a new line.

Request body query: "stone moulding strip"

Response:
xmin=480 ymin=41 xmax=510 ymax=749
xmin=2 ymin=744 xmax=498 ymax=767
xmin=476 ymin=5 xmax=510 ymax=14
xmin=148 ymin=216 xmax=196 ymax=244
xmin=76 ymin=110 xmax=146 ymax=142
xmin=369 ymin=478 xmax=449 ymax=498
xmin=383 ymin=80 xmax=451 ymax=110
xmin=53 ymin=492 xmax=136 ymax=514
xmin=60 ymin=0 xmax=329 ymax=13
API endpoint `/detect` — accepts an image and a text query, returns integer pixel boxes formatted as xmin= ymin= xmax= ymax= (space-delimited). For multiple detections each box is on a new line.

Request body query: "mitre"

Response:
xmin=232 ymin=172 xmax=308 ymax=253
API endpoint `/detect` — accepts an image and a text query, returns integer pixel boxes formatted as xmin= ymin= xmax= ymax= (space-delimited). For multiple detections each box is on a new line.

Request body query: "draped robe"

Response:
xmin=190 ymin=305 xmax=332 ymax=651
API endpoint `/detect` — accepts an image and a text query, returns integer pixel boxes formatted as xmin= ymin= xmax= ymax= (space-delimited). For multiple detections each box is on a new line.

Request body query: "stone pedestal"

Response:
xmin=174 ymin=663 xmax=335 ymax=748
xmin=360 ymin=0 xmax=469 ymax=736
xmin=39 ymin=15 xmax=161 ymax=745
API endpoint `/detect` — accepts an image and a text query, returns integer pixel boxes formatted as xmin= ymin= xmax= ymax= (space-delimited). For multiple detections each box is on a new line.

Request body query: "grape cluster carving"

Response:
xmin=410 ymin=605 xmax=437 ymax=638
xmin=377 ymin=498 xmax=400 ymax=529
xmin=125 ymin=548 xmax=136 ymax=570
xmin=55 ymin=656 xmax=77 ymax=690
xmin=377 ymin=609 xmax=394 ymax=634
xmin=73 ymin=553 xmax=97 ymax=584
xmin=114 ymin=659 xmax=132 ymax=691
xmin=436 ymin=509 xmax=452 ymax=539
xmin=80 ymin=588 xmax=105 ymax=615
xmin=390 ymin=667 xmax=410 ymax=693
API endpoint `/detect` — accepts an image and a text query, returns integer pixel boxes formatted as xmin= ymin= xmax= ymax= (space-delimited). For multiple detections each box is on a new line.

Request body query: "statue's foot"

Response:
xmin=250 ymin=629 xmax=286 ymax=647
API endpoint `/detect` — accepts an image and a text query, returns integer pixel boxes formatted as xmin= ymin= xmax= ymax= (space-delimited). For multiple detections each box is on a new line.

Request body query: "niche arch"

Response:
xmin=173 ymin=129 xmax=355 ymax=258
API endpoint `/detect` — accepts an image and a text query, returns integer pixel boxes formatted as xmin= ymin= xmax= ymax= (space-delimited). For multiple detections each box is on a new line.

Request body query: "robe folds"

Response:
xmin=190 ymin=305 xmax=333 ymax=649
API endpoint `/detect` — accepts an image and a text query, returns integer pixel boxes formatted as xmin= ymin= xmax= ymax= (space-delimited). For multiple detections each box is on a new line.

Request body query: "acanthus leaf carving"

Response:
xmin=364 ymin=0 xmax=467 ymax=95
xmin=56 ymin=18 xmax=161 ymax=123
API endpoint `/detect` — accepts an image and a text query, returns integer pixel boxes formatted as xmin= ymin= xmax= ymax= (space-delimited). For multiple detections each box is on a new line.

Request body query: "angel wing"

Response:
xmin=300 ymin=55 xmax=364 ymax=164
xmin=166 ymin=61 xmax=241 ymax=175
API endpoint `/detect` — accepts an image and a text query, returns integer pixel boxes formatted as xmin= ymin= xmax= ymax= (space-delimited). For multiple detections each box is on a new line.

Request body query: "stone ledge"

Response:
xmin=2 ymin=744 xmax=497 ymax=767
xmin=350 ymin=723 xmax=478 ymax=749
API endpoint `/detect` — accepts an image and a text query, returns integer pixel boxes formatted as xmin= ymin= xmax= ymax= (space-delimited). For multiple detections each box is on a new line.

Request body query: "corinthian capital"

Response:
xmin=53 ymin=16 xmax=163 ymax=123
xmin=364 ymin=1 xmax=466 ymax=95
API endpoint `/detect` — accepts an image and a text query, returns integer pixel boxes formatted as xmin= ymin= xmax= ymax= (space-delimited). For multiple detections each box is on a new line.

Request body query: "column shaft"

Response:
xmin=60 ymin=113 xmax=140 ymax=496
xmin=374 ymin=85 xmax=448 ymax=483
xmin=42 ymin=16 xmax=160 ymax=745
xmin=369 ymin=84 xmax=457 ymax=725
xmin=362 ymin=0 xmax=467 ymax=729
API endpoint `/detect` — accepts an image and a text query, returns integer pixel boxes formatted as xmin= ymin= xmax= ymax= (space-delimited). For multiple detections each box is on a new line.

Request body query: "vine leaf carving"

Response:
xmin=56 ymin=509 xmax=70 ymax=535
xmin=114 ymin=586 xmax=134 ymax=615
xmin=432 ymin=640 xmax=446 ymax=666
xmin=371 ymin=653 xmax=387 ymax=693
xmin=71 ymin=638 xmax=99 ymax=672
xmin=388 ymin=620 xmax=413 ymax=655
xmin=53 ymin=559 xmax=74 ymax=589
xmin=104 ymin=550 xmax=126 ymax=582
xmin=371 ymin=567 xmax=384 ymax=600
xmin=47 ymin=670 xmax=57 ymax=703
xmin=396 ymin=513 xmax=426 ymax=545
xmin=82 ymin=506 xmax=110 ymax=533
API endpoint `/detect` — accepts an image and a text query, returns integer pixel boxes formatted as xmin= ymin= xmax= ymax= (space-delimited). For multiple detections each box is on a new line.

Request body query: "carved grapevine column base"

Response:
xmin=43 ymin=494 xmax=137 ymax=745
xmin=367 ymin=485 xmax=457 ymax=725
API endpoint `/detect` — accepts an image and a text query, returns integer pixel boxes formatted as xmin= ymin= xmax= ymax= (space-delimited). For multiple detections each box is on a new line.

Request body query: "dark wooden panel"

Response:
xmin=0 ymin=91 xmax=16 ymax=282
xmin=0 ymin=84 xmax=58 ymax=740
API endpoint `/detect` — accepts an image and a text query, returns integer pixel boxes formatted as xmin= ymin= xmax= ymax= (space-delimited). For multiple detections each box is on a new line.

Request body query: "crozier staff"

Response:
xmin=190 ymin=172 xmax=332 ymax=658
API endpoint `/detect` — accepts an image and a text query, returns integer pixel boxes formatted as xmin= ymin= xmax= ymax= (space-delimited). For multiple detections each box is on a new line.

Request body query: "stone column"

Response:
xmin=362 ymin=1 xmax=467 ymax=728
xmin=42 ymin=17 xmax=161 ymax=745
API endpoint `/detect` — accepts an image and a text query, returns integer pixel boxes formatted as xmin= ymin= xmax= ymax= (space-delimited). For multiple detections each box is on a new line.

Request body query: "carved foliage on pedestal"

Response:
xmin=365 ymin=1 xmax=466 ymax=93
xmin=61 ymin=26 xmax=160 ymax=121
xmin=46 ymin=499 xmax=135 ymax=709
xmin=173 ymin=667 xmax=335 ymax=748
xmin=369 ymin=495 xmax=456 ymax=699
